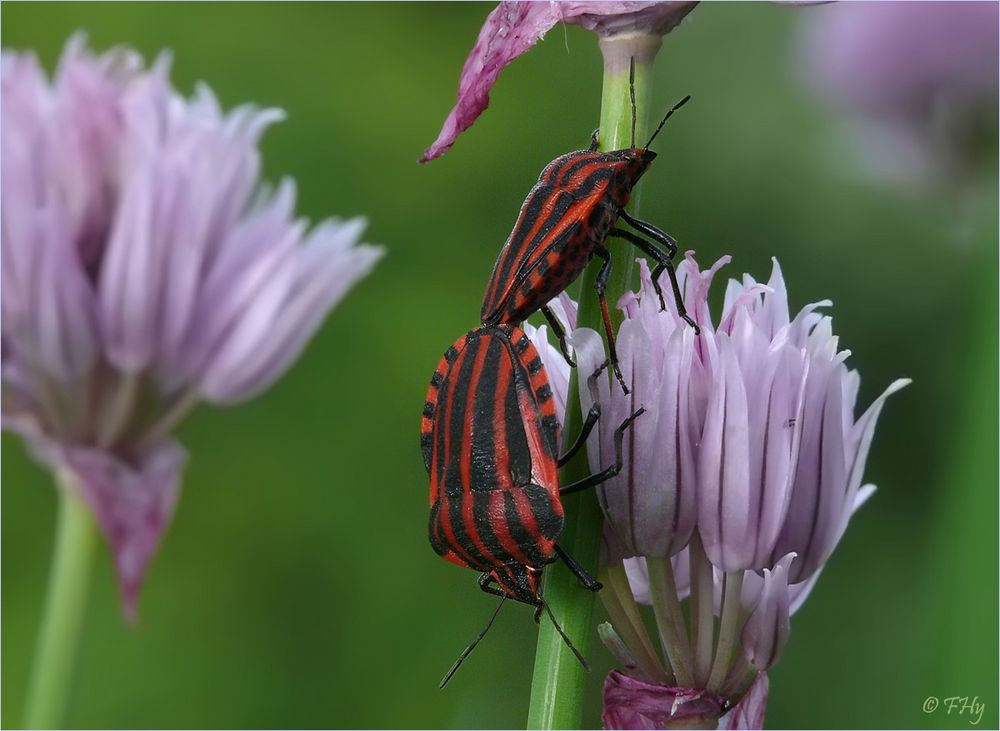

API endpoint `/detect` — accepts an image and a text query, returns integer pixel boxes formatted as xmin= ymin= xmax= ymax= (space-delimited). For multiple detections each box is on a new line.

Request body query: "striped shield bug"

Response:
xmin=420 ymin=324 xmax=643 ymax=686
xmin=480 ymin=59 xmax=697 ymax=393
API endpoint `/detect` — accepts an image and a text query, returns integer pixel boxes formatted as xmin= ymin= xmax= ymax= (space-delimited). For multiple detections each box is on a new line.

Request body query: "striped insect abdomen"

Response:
xmin=480 ymin=151 xmax=630 ymax=326
xmin=421 ymin=325 xmax=564 ymax=578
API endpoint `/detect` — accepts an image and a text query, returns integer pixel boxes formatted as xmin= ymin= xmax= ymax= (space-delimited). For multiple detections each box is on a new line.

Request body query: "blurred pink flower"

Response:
xmin=1 ymin=36 xmax=383 ymax=618
xmin=800 ymin=1 xmax=998 ymax=184
xmin=420 ymin=1 xmax=698 ymax=162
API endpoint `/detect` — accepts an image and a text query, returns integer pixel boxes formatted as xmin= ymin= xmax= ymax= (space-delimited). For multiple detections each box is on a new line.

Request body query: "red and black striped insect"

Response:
xmin=480 ymin=60 xmax=697 ymax=393
xmin=420 ymin=324 xmax=643 ymax=685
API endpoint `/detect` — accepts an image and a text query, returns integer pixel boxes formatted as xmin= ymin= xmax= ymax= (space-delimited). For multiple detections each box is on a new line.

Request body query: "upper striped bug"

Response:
xmin=480 ymin=59 xmax=697 ymax=394
xmin=420 ymin=324 xmax=643 ymax=686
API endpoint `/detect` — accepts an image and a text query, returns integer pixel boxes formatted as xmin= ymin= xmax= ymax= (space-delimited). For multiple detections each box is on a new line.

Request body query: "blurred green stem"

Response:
xmin=526 ymin=35 xmax=660 ymax=730
xmin=23 ymin=474 xmax=96 ymax=730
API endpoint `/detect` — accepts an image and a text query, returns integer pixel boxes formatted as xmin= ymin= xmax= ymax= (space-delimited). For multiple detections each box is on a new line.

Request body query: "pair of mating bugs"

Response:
xmin=421 ymin=63 xmax=696 ymax=686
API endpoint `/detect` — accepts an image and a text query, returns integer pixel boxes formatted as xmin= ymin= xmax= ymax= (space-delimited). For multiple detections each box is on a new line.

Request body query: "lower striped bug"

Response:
xmin=480 ymin=58 xmax=697 ymax=395
xmin=421 ymin=324 xmax=643 ymax=686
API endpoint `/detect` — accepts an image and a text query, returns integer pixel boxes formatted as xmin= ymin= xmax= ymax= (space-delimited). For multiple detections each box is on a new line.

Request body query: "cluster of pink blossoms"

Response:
xmin=526 ymin=255 xmax=907 ymax=728
xmin=2 ymin=38 xmax=383 ymax=618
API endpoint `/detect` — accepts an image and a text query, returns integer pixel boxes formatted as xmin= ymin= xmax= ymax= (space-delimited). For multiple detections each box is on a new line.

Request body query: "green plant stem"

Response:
xmin=688 ymin=534 xmax=715 ymax=687
xmin=23 ymin=474 xmax=97 ymax=730
xmin=526 ymin=35 xmax=661 ymax=730
xmin=706 ymin=571 xmax=743 ymax=693
xmin=600 ymin=564 xmax=670 ymax=684
xmin=647 ymin=557 xmax=694 ymax=686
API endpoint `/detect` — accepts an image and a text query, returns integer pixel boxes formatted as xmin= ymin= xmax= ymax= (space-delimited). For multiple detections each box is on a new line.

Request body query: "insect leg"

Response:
xmin=593 ymin=246 xmax=630 ymax=395
xmin=554 ymin=544 xmax=603 ymax=592
xmin=541 ymin=305 xmax=576 ymax=368
xmin=589 ymin=128 xmax=600 ymax=152
xmin=557 ymin=359 xmax=611 ymax=467
xmin=610 ymin=222 xmax=699 ymax=333
xmin=481 ymin=570 xmax=542 ymax=609
xmin=439 ymin=593 xmax=507 ymax=688
xmin=619 ymin=209 xmax=677 ymax=255
xmin=478 ymin=573 xmax=507 ymax=599
xmin=559 ymin=406 xmax=646 ymax=495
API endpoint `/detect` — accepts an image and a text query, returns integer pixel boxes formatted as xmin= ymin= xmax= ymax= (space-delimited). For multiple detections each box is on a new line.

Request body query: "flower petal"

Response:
xmin=719 ymin=671 xmax=769 ymax=730
xmin=524 ymin=321 xmax=571 ymax=423
xmin=420 ymin=2 xmax=559 ymax=163
xmin=741 ymin=553 xmax=794 ymax=670
xmin=201 ymin=218 xmax=384 ymax=403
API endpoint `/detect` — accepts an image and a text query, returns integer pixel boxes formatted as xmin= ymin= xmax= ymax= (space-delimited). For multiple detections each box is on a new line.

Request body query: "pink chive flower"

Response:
xmin=1 ymin=37 xmax=384 ymax=619
xmin=420 ymin=1 xmax=698 ymax=162
xmin=529 ymin=254 xmax=908 ymax=728
xmin=800 ymin=1 xmax=999 ymax=185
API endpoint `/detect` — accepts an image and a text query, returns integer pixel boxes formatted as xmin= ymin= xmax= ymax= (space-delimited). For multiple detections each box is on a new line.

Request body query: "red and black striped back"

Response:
xmin=480 ymin=150 xmax=638 ymax=325
xmin=421 ymin=325 xmax=564 ymax=598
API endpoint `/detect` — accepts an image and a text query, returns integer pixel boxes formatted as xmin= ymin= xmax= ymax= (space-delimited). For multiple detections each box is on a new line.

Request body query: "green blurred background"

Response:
xmin=2 ymin=3 xmax=997 ymax=729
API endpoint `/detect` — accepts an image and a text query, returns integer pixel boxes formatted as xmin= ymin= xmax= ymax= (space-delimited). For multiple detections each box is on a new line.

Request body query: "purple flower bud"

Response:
xmin=573 ymin=310 xmax=700 ymax=560
xmin=420 ymin=2 xmax=698 ymax=162
xmin=697 ymin=259 xmax=809 ymax=572
xmin=1 ymin=37 xmax=383 ymax=616
xmin=769 ymin=322 xmax=910 ymax=583
xmin=741 ymin=553 xmax=794 ymax=671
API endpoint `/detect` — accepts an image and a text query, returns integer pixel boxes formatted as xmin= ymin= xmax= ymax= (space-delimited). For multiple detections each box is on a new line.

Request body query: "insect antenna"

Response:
xmin=644 ymin=95 xmax=691 ymax=151
xmin=439 ymin=596 xmax=507 ymax=688
xmin=541 ymin=600 xmax=590 ymax=672
xmin=629 ymin=56 xmax=637 ymax=149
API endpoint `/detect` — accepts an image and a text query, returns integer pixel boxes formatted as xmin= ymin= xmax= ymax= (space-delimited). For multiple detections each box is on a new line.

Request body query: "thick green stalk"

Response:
xmin=526 ymin=35 xmax=661 ymax=730
xmin=23 ymin=474 xmax=97 ymax=729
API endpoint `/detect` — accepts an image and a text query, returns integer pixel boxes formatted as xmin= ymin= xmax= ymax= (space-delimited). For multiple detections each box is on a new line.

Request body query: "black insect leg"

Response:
xmin=609 ymin=227 xmax=670 ymax=311
xmin=559 ymin=406 xmax=646 ymax=496
xmin=589 ymin=128 xmax=600 ymax=152
xmin=478 ymin=573 xmax=506 ymax=599
xmin=619 ymin=209 xmax=676 ymax=254
xmin=541 ymin=305 xmax=576 ymax=368
xmin=554 ymin=544 xmax=603 ymax=592
xmin=557 ymin=359 xmax=612 ymax=467
xmin=613 ymin=211 xmax=699 ymax=333
xmin=609 ymin=226 xmax=697 ymax=333
xmin=593 ymin=246 xmax=630 ymax=395
xmin=440 ymin=590 xmax=507 ymax=688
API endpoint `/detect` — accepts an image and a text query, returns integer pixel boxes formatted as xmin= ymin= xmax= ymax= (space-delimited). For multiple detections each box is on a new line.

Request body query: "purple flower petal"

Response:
xmin=602 ymin=669 xmax=725 ymax=730
xmin=524 ymin=320 xmax=572 ymax=424
xmin=420 ymin=2 xmax=557 ymax=163
xmin=741 ymin=553 xmax=794 ymax=671
xmin=624 ymin=549 xmax=692 ymax=606
xmin=719 ymin=671 xmax=769 ymax=730
xmin=197 ymin=216 xmax=384 ymax=403
xmin=772 ymin=314 xmax=909 ymax=583
xmin=421 ymin=2 xmax=697 ymax=162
